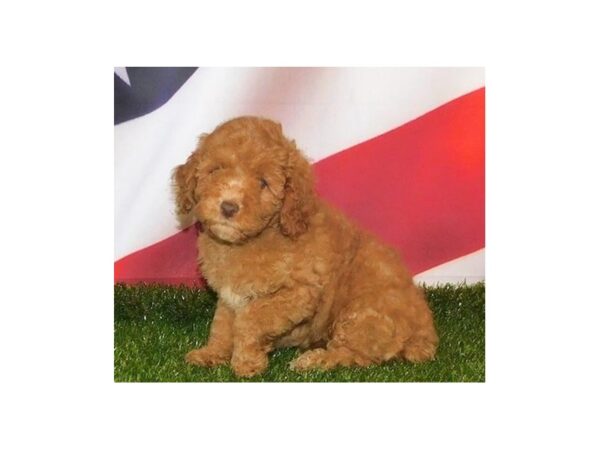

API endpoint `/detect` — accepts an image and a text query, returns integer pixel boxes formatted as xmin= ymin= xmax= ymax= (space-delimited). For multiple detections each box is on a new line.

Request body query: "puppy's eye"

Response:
xmin=260 ymin=178 xmax=268 ymax=189
xmin=208 ymin=166 xmax=223 ymax=175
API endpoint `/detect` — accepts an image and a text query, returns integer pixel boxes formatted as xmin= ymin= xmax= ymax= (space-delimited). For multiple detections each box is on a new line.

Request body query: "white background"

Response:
xmin=1 ymin=1 xmax=599 ymax=450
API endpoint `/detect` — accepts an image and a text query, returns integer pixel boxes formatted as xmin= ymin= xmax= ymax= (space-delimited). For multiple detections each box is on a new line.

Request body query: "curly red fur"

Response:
xmin=173 ymin=116 xmax=438 ymax=377
xmin=279 ymin=144 xmax=316 ymax=238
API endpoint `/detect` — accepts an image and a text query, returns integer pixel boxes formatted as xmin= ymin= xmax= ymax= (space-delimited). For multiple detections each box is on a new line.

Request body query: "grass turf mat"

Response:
xmin=114 ymin=283 xmax=485 ymax=382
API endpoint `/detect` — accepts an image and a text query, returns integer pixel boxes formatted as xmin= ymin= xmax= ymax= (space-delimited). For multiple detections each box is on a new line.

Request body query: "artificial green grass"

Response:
xmin=114 ymin=283 xmax=485 ymax=382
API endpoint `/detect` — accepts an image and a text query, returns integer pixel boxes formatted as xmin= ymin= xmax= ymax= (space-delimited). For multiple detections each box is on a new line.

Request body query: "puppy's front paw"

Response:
xmin=185 ymin=347 xmax=229 ymax=367
xmin=231 ymin=350 xmax=268 ymax=378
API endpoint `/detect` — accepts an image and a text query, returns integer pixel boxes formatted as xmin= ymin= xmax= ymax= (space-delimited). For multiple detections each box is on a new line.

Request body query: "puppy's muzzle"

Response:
xmin=220 ymin=200 xmax=239 ymax=219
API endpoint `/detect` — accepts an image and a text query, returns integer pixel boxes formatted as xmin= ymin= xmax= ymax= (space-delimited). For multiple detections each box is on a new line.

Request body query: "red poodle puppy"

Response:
xmin=173 ymin=116 xmax=438 ymax=377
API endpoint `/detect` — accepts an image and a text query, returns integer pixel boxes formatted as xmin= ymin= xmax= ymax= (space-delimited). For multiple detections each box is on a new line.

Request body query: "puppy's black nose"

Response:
xmin=220 ymin=201 xmax=239 ymax=218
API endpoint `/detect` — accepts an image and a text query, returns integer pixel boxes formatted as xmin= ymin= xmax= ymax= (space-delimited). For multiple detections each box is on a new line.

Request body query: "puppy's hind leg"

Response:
xmin=289 ymin=346 xmax=372 ymax=371
xmin=290 ymin=308 xmax=401 ymax=371
xmin=402 ymin=329 xmax=438 ymax=362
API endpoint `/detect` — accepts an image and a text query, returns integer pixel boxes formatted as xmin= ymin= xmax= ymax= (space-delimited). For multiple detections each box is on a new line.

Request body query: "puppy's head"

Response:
xmin=173 ymin=116 xmax=315 ymax=244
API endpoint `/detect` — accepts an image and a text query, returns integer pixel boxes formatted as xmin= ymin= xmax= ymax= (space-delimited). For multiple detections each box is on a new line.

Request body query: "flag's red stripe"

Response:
xmin=114 ymin=88 xmax=485 ymax=286
xmin=114 ymin=225 xmax=205 ymax=287
xmin=314 ymin=88 xmax=485 ymax=275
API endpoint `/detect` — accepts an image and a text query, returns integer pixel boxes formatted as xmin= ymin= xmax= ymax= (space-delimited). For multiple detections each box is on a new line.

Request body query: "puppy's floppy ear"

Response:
xmin=172 ymin=136 xmax=205 ymax=227
xmin=280 ymin=142 xmax=316 ymax=238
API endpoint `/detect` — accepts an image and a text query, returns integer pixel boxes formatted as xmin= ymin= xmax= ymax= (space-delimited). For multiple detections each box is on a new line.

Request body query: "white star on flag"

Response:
xmin=114 ymin=67 xmax=130 ymax=86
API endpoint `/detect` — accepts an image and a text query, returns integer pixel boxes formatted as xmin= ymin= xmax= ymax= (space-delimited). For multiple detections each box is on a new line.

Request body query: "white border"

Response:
xmin=2 ymin=1 xmax=598 ymax=449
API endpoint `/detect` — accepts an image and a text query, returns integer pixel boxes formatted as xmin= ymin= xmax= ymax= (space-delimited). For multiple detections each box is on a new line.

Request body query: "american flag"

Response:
xmin=114 ymin=67 xmax=485 ymax=286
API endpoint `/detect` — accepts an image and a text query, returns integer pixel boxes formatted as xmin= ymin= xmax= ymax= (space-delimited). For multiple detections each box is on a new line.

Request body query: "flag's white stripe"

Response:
xmin=114 ymin=67 xmax=130 ymax=86
xmin=414 ymin=249 xmax=485 ymax=285
xmin=115 ymin=68 xmax=484 ymax=260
